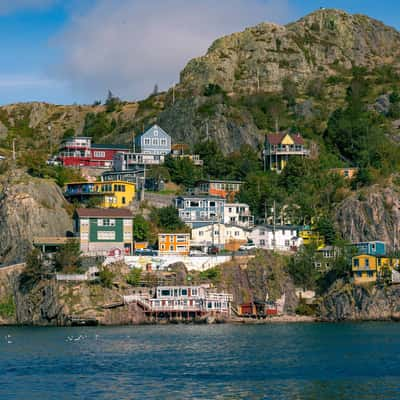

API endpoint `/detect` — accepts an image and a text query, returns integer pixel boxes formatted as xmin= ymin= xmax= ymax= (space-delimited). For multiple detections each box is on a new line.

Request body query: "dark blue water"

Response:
xmin=1 ymin=323 xmax=400 ymax=399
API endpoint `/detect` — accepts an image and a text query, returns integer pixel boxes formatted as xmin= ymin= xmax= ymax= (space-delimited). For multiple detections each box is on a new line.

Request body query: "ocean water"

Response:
xmin=1 ymin=323 xmax=400 ymax=399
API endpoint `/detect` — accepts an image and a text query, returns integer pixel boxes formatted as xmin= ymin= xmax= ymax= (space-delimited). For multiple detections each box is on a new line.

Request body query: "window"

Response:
xmin=170 ymin=245 xmax=174 ymax=251
xmin=160 ymin=235 xmax=166 ymax=242
xmin=177 ymin=235 xmax=186 ymax=242
xmin=93 ymin=151 xmax=105 ymax=158
xmin=144 ymin=138 xmax=151 ymax=145
xmin=122 ymin=197 xmax=126 ymax=204
xmin=161 ymin=289 xmax=170 ymax=296
xmin=102 ymin=219 xmax=115 ymax=227
xmin=80 ymin=232 xmax=88 ymax=240
xmin=161 ymin=244 xmax=165 ymax=250
xmin=210 ymin=201 xmax=216 ymax=207
xmin=365 ymin=258 xmax=369 ymax=267
xmin=199 ymin=231 xmax=204 ymax=237
xmin=152 ymin=138 xmax=158 ymax=145
xmin=154 ymin=130 xmax=159 ymax=137
xmin=124 ymin=232 xmax=132 ymax=240
xmin=181 ymin=289 xmax=188 ymax=296
xmin=285 ymin=240 xmax=290 ymax=247
xmin=260 ymin=240 xmax=265 ymax=246
xmin=160 ymin=139 xmax=167 ymax=145
xmin=235 ymin=231 xmax=240 ymax=237
xmin=228 ymin=207 xmax=232 ymax=213
xmin=353 ymin=259 xmax=359 ymax=267
xmin=97 ymin=231 xmax=116 ymax=240
xmin=367 ymin=271 xmax=374 ymax=277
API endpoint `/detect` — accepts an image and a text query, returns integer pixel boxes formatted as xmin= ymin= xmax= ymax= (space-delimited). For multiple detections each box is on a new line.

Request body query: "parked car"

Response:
xmin=189 ymin=250 xmax=207 ymax=257
xmin=239 ymin=243 xmax=257 ymax=251
xmin=134 ymin=248 xmax=158 ymax=256
xmin=208 ymin=246 xmax=220 ymax=255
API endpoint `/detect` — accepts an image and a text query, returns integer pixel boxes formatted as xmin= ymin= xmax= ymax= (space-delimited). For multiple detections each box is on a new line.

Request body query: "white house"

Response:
xmin=250 ymin=225 xmax=302 ymax=252
xmin=223 ymin=203 xmax=254 ymax=228
xmin=191 ymin=223 xmax=250 ymax=250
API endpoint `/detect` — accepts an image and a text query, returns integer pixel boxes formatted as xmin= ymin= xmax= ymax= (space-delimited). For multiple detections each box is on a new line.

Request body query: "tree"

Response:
xmin=315 ymin=216 xmax=336 ymax=245
xmin=288 ymin=243 xmax=319 ymax=290
xmin=133 ymin=215 xmax=150 ymax=242
xmin=164 ymin=156 xmax=202 ymax=188
xmin=19 ymin=248 xmax=51 ymax=291
xmin=54 ymin=239 xmax=82 ymax=273
xmin=151 ymin=206 xmax=187 ymax=232
xmin=152 ymin=84 xmax=159 ymax=96
xmin=105 ymin=90 xmax=121 ymax=113
xmin=193 ymin=140 xmax=227 ymax=178
xmin=99 ymin=266 xmax=115 ymax=288
xmin=282 ymin=77 xmax=298 ymax=106
xmin=126 ymin=268 xmax=142 ymax=286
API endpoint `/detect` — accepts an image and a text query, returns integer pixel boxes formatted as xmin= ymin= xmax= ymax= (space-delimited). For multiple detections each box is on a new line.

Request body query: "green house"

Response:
xmin=74 ymin=208 xmax=133 ymax=256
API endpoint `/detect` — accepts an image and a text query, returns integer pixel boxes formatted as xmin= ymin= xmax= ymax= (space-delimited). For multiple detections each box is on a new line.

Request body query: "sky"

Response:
xmin=1 ymin=0 xmax=400 ymax=105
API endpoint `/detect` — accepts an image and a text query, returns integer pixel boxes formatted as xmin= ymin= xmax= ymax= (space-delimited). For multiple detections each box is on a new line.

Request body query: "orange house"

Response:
xmin=196 ymin=179 xmax=243 ymax=200
xmin=158 ymin=233 xmax=190 ymax=255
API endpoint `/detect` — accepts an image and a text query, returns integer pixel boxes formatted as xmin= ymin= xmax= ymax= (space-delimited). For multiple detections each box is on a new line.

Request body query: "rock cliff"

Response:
xmin=335 ymin=185 xmax=400 ymax=248
xmin=179 ymin=9 xmax=400 ymax=95
xmin=0 ymin=169 xmax=72 ymax=264
xmin=319 ymin=280 xmax=400 ymax=321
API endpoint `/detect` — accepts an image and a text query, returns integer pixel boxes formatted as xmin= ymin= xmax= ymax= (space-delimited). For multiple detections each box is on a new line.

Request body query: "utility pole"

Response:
xmin=256 ymin=68 xmax=260 ymax=92
xmin=12 ymin=138 xmax=16 ymax=161
xmin=272 ymin=200 xmax=276 ymax=250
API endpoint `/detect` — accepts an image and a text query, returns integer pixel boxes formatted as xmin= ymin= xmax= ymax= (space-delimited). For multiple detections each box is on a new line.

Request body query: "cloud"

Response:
xmin=0 ymin=74 xmax=65 ymax=88
xmin=0 ymin=0 xmax=58 ymax=14
xmin=52 ymin=0 xmax=294 ymax=102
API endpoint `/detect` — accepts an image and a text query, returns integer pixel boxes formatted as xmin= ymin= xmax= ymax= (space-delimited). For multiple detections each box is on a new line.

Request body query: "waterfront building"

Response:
xmin=264 ymin=132 xmax=309 ymax=172
xmin=65 ymin=180 xmax=136 ymax=208
xmin=74 ymin=208 xmax=134 ymax=256
xmin=124 ymin=285 xmax=233 ymax=317
xmin=135 ymin=124 xmax=171 ymax=155
xmin=250 ymin=225 xmax=303 ymax=252
xmin=158 ymin=233 xmax=191 ymax=255
xmin=56 ymin=136 xmax=129 ymax=168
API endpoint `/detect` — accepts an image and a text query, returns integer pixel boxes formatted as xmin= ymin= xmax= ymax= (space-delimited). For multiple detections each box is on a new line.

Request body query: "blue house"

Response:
xmin=175 ymin=195 xmax=225 ymax=229
xmin=135 ymin=125 xmax=171 ymax=155
xmin=353 ymin=241 xmax=386 ymax=256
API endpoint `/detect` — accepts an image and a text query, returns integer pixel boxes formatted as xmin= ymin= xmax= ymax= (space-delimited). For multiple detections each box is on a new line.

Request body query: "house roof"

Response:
xmin=266 ymin=133 xmax=304 ymax=145
xmin=75 ymin=208 xmax=133 ymax=218
xmin=92 ymin=143 xmax=130 ymax=150
xmin=196 ymin=179 xmax=243 ymax=185
xmin=136 ymin=124 xmax=170 ymax=140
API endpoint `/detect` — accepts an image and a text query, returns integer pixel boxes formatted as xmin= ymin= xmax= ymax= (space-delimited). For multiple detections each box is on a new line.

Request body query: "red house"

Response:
xmin=57 ymin=137 xmax=129 ymax=168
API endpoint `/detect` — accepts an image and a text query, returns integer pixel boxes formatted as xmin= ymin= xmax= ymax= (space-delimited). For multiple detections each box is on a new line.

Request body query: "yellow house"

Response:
xmin=299 ymin=230 xmax=325 ymax=250
xmin=352 ymin=254 xmax=400 ymax=284
xmin=65 ymin=180 xmax=136 ymax=208
xmin=264 ymin=132 xmax=310 ymax=172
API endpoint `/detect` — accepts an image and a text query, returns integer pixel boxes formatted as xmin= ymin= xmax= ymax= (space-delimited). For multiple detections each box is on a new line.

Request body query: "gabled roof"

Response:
xmin=92 ymin=143 xmax=130 ymax=150
xmin=75 ymin=208 xmax=133 ymax=218
xmin=266 ymin=133 xmax=305 ymax=145
xmin=137 ymin=124 xmax=170 ymax=140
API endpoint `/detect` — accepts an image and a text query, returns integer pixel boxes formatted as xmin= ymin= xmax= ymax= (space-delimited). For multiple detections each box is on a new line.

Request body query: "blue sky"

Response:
xmin=0 ymin=0 xmax=399 ymax=106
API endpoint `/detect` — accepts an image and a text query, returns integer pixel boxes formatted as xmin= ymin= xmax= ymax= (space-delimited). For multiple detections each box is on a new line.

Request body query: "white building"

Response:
xmin=191 ymin=223 xmax=250 ymax=250
xmin=223 ymin=203 xmax=254 ymax=228
xmin=250 ymin=225 xmax=302 ymax=252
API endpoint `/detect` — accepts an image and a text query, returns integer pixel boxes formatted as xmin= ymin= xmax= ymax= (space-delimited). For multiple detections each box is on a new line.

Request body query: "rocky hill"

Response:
xmin=0 ymin=168 xmax=72 ymax=264
xmin=179 ymin=9 xmax=400 ymax=95
xmin=1 ymin=9 xmax=400 ymax=154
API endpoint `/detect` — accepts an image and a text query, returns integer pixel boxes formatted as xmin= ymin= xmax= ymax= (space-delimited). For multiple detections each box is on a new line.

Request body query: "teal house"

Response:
xmin=74 ymin=208 xmax=134 ymax=256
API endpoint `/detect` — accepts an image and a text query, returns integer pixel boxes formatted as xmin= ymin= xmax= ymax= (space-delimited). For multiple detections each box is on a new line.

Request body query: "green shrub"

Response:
xmin=126 ymin=268 xmax=142 ymax=286
xmin=0 ymin=295 xmax=15 ymax=318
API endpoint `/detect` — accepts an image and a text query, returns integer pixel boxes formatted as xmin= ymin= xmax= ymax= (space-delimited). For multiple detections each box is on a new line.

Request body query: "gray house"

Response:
xmin=135 ymin=125 xmax=171 ymax=155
